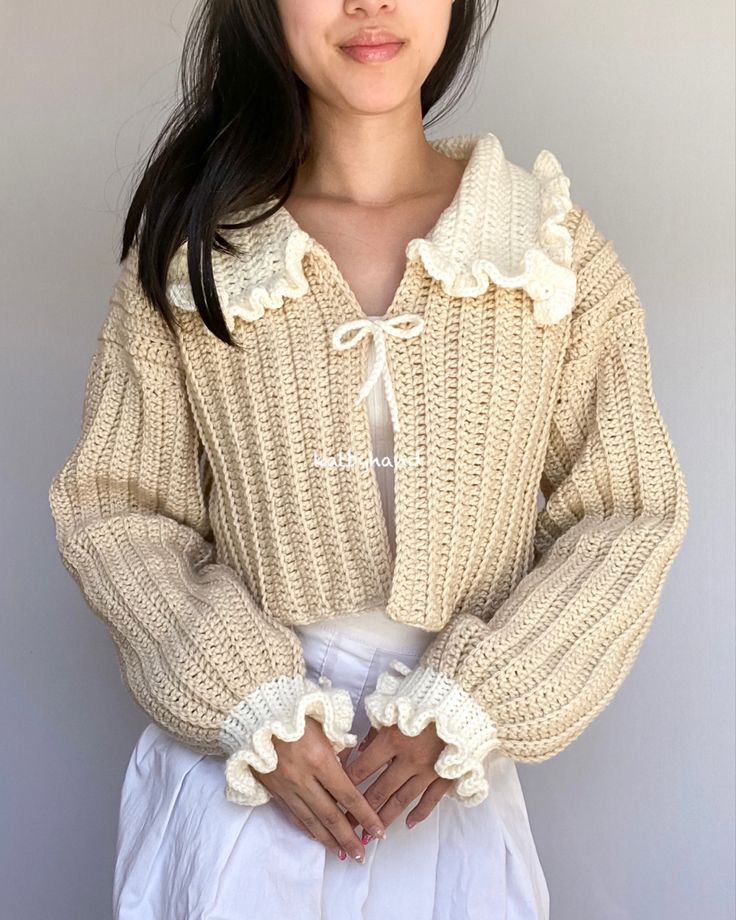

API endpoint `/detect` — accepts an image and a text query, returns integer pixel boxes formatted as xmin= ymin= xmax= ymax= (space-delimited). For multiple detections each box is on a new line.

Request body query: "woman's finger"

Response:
xmin=269 ymin=790 xmax=317 ymax=840
xmin=356 ymin=758 xmax=416 ymax=822
xmin=320 ymin=751 xmax=388 ymax=841
xmin=275 ymin=787 xmax=347 ymax=860
xmin=405 ymin=776 xmax=455 ymax=828
xmin=344 ymin=728 xmax=395 ymax=787
xmin=376 ymin=771 xmax=433 ymax=828
xmin=345 ymin=759 xmax=416 ymax=834
xmin=300 ymin=775 xmax=369 ymax=863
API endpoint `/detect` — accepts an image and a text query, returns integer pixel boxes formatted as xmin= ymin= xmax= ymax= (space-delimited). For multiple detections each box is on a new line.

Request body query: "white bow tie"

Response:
xmin=331 ymin=313 xmax=425 ymax=435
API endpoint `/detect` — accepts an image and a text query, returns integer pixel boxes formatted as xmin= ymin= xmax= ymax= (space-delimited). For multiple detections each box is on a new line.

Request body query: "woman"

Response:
xmin=48 ymin=0 xmax=689 ymax=917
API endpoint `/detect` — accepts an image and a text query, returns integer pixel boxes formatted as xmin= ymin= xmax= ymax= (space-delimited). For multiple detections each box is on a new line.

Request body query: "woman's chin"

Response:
xmin=333 ymin=85 xmax=414 ymax=116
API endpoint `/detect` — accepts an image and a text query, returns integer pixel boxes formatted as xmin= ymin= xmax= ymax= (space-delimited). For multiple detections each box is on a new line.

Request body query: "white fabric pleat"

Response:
xmin=114 ymin=624 xmax=550 ymax=920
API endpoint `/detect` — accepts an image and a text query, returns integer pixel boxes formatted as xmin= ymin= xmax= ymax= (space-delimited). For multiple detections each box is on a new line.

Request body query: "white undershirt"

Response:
xmin=365 ymin=336 xmax=397 ymax=563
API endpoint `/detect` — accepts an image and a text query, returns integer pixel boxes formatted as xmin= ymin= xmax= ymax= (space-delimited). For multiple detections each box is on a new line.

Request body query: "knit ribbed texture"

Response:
xmin=47 ymin=267 xmax=360 ymax=806
xmin=48 ymin=131 xmax=688 ymax=808
xmin=363 ymin=197 xmax=690 ymax=806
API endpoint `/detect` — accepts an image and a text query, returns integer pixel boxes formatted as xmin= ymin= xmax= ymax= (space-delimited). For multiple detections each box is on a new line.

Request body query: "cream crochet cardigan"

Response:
xmin=48 ymin=131 xmax=689 ymax=808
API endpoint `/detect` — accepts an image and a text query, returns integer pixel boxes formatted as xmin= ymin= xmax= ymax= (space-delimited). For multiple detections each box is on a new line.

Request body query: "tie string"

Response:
xmin=331 ymin=313 xmax=425 ymax=435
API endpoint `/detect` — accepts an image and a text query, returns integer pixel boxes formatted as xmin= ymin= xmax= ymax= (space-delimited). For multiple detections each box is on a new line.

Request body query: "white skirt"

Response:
xmin=113 ymin=607 xmax=550 ymax=919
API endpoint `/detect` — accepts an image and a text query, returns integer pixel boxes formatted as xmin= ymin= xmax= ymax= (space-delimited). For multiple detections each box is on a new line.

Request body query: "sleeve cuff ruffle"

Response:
xmin=218 ymin=673 xmax=358 ymax=806
xmin=363 ymin=661 xmax=503 ymax=807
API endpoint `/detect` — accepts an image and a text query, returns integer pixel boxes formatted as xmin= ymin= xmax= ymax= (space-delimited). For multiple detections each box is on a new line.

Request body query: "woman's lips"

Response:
xmin=339 ymin=42 xmax=405 ymax=63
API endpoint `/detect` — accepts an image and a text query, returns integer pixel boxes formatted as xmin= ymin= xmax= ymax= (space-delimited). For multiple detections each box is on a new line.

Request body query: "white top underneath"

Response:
xmin=365 ymin=337 xmax=397 ymax=563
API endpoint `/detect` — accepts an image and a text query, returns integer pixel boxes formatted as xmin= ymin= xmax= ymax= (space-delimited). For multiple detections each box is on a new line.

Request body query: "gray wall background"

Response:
xmin=2 ymin=2 xmax=733 ymax=918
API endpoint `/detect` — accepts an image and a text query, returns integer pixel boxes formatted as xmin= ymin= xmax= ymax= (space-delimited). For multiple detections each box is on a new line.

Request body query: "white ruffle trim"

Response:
xmin=166 ymin=227 xmax=317 ymax=330
xmin=165 ymin=133 xmax=577 ymax=331
xmin=219 ymin=673 xmax=358 ymax=807
xmin=405 ymin=147 xmax=576 ymax=325
xmin=363 ymin=660 xmax=503 ymax=807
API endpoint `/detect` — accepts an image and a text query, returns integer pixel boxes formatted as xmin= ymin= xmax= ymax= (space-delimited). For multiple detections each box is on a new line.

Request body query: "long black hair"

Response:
xmin=121 ymin=0 xmax=501 ymax=347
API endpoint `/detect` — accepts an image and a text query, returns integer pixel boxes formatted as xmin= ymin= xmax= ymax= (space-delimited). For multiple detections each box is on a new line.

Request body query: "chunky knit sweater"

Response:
xmin=48 ymin=131 xmax=689 ymax=808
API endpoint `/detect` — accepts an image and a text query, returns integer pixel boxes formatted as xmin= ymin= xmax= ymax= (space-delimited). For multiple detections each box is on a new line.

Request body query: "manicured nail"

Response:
xmin=369 ymin=826 xmax=386 ymax=839
xmin=358 ymin=738 xmax=369 ymax=751
xmin=406 ymin=819 xmax=416 ymax=829
xmin=361 ymin=831 xmax=372 ymax=844
xmin=352 ymin=851 xmax=364 ymax=863
xmin=338 ymin=849 xmax=347 ymax=860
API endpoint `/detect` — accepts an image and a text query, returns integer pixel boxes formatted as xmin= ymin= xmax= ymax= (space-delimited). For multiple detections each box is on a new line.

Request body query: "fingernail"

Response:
xmin=369 ymin=826 xmax=386 ymax=839
xmin=352 ymin=851 xmax=364 ymax=863
xmin=358 ymin=738 xmax=368 ymax=751
xmin=407 ymin=819 xmax=416 ymax=829
xmin=337 ymin=849 xmax=347 ymax=860
xmin=360 ymin=831 xmax=372 ymax=844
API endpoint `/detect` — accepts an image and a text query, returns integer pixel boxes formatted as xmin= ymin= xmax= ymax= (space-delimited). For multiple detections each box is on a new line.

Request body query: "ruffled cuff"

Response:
xmin=363 ymin=660 xmax=503 ymax=807
xmin=218 ymin=674 xmax=358 ymax=806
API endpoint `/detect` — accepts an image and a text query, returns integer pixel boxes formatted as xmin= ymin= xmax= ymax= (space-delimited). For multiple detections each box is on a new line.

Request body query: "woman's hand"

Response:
xmin=251 ymin=715 xmax=386 ymax=863
xmin=342 ymin=724 xmax=454 ymax=835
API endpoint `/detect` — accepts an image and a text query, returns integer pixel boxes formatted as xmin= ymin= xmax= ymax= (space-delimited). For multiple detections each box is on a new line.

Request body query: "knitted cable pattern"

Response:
xmin=49 ymin=130 xmax=689 ymax=809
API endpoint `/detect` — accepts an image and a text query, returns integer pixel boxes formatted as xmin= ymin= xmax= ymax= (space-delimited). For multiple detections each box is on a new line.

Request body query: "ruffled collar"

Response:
xmin=166 ymin=131 xmax=577 ymax=331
